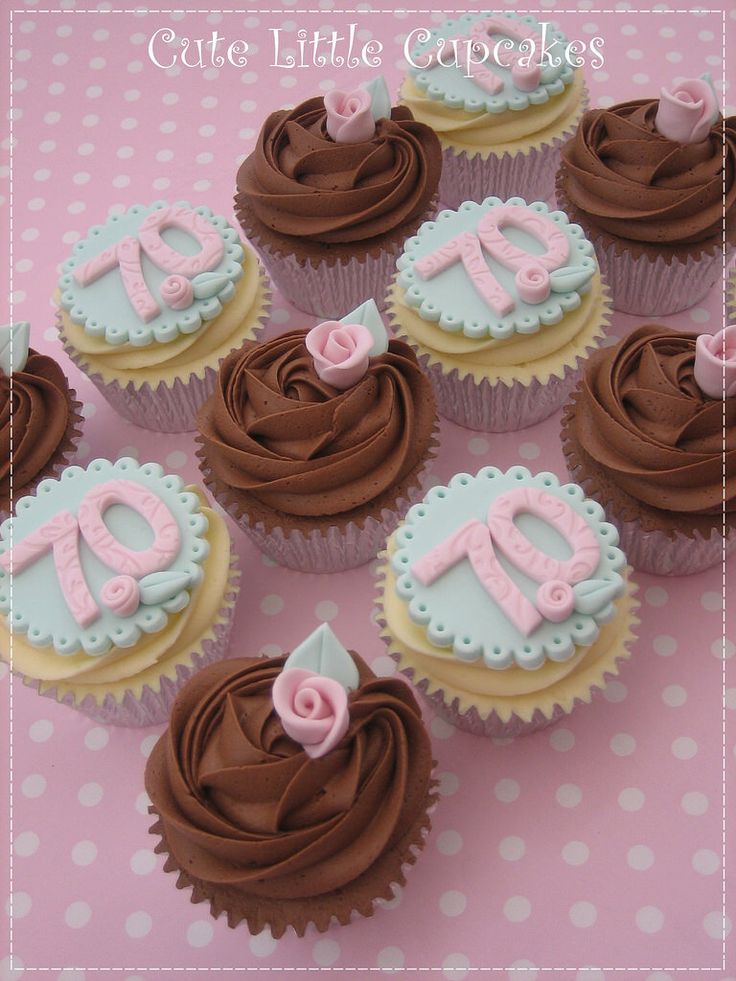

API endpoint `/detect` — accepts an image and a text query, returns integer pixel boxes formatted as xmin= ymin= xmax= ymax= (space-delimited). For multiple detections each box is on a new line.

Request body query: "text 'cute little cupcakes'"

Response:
xmin=196 ymin=299 xmax=438 ymax=573
xmin=556 ymin=74 xmax=736 ymax=315
xmin=562 ymin=324 xmax=736 ymax=575
xmin=377 ymin=467 xmax=638 ymax=738
xmin=145 ymin=624 xmax=436 ymax=937
xmin=0 ymin=321 xmax=83 ymax=518
xmin=56 ymin=201 xmax=270 ymax=432
xmin=0 ymin=457 xmax=239 ymax=725
xmin=234 ymin=76 xmax=442 ymax=319
xmin=401 ymin=13 xmax=588 ymax=210
xmin=388 ymin=197 xmax=610 ymax=432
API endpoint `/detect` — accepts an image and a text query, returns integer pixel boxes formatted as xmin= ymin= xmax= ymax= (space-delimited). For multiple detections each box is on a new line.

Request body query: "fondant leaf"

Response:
xmin=283 ymin=623 xmax=360 ymax=691
xmin=0 ymin=322 xmax=31 ymax=375
xmin=362 ymin=76 xmax=392 ymax=122
xmin=573 ymin=576 xmax=622 ymax=616
xmin=192 ymin=272 xmax=230 ymax=300
xmin=549 ymin=265 xmax=594 ymax=294
xmin=340 ymin=298 xmax=389 ymax=356
xmin=139 ymin=570 xmax=192 ymax=606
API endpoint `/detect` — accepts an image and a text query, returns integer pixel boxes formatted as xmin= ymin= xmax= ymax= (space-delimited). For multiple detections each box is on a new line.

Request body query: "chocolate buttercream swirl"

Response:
xmin=0 ymin=350 xmax=74 ymax=507
xmin=197 ymin=331 xmax=436 ymax=517
xmin=235 ymin=97 xmax=442 ymax=244
xmin=559 ymin=100 xmax=736 ymax=245
xmin=569 ymin=324 xmax=736 ymax=517
xmin=145 ymin=655 xmax=434 ymax=934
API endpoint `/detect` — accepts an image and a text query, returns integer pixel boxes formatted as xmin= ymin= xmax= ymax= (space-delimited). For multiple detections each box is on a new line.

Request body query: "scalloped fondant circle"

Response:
xmin=390 ymin=467 xmax=626 ymax=671
xmin=0 ymin=458 xmax=210 ymax=657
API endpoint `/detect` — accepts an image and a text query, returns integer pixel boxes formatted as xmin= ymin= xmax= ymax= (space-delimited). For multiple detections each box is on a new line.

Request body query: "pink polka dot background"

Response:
xmin=1 ymin=2 xmax=735 ymax=975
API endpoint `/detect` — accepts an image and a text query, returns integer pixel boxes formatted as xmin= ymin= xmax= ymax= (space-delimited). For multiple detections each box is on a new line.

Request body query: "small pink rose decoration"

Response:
xmin=272 ymin=667 xmax=349 ymax=758
xmin=100 ymin=574 xmax=140 ymax=617
xmin=655 ymin=76 xmax=719 ymax=144
xmin=694 ymin=325 xmax=736 ymax=399
xmin=160 ymin=274 xmax=194 ymax=311
xmin=324 ymin=88 xmax=376 ymax=143
xmin=535 ymin=579 xmax=575 ymax=622
xmin=305 ymin=319 xmax=374 ymax=390
xmin=515 ymin=264 xmax=551 ymax=304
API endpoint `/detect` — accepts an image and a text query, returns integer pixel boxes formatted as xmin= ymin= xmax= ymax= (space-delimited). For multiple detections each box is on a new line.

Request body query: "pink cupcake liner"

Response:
xmin=439 ymin=140 xmax=563 ymax=211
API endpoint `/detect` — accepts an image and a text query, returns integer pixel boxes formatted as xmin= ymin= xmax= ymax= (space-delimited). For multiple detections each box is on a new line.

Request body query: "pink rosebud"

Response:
xmin=655 ymin=76 xmax=719 ymax=144
xmin=535 ymin=579 xmax=575 ymax=622
xmin=100 ymin=574 xmax=140 ymax=617
xmin=694 ymin=325 xmax=736 ymax=399
xmin=161 ymin=274 xmax=194 ymax=311
xmin=324 ymin=88 xmax=376 ymax=143
xmin=515 ymin=264 xmax=551 ymax=304
xmin=305 ymin=319 xmax=374 ymax=390
xmin=272 ymin=668 xmax=349 ymax=758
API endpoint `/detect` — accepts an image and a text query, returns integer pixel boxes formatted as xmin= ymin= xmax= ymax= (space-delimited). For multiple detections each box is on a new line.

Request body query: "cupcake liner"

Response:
xmin=23 ymin=553 xmax=240 ymax=727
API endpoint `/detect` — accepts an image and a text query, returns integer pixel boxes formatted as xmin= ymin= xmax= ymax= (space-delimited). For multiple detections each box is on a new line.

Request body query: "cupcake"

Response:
xmin=387 ymin=196 xmax=611 ymax=432
xmin=556 ymin=75 xmax=736 ymax=316
xmin=562 ymin=324 xmax=736 ymax=576
xmin=56 ymin=201 xmax=270 ymax=433
xmin=145 ymin=624 xmax=436 ymax=937
xmin=197 ymin=298 xmax=438 ymax=572
xmin=400 ymin=13 xmax=587 ymax=210
xmin=234 ymin=76 xmax=442 ymax=319
xmin=0 ymin=321 xmax=83 ymax=518
xmin=377 ymin=466 xmax=638 ymax=738
xmin=0 ymin=457 xmax=239 ymax=726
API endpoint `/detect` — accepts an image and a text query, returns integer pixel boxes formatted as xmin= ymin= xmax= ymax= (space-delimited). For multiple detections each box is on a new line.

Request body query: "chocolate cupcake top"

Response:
xmin=565 ymin=324 xmax=736 ymax=519
xmin=197 ymin=302 xmax=436 ymax=518
xmin=235 ymin=86 xmax=442 ymax=247
xmin=558 ymin=86 xmax=736 ymax=247
xmin=145 ymin=628 xmax=435 ymax=936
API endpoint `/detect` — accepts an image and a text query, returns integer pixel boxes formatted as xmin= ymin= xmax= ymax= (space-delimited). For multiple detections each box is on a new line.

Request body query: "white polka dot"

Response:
xmin=314 ymin=600 xmax=338 ymax=622
xmin=727 ymin=688 xmax=736 ymax=710
xmin=140 ymin=734 xmax=158 ymax=758
xmin=271 ymin=308 xmax=291 ymax=324
xmin=618 ymin=787 xmax=645 ymax=811
xmin=130 ymin=849 xmax=156 ymax=875
xmin=689 ymin=307 xmax=711 ymax=325
xmin=78 ymin=782 xmax=103 ymax=807
xmin=186 ymin=919 xmax=213 ymax=948
xmin=703 ymin=911 xmax=732 ymax=939
xmin=65 ymin=901 xmax=92 ymax=928
xmin=5 ymin=892 xmax=31 ymax=919
xmin=84 ymin=727 xmax=109 ymax=751
xmin=681 ymin=791 xmax=709 ymax=816
xmin=71 ymin=841 xmax=97 ymax=866
xmin=701 ymin=591 xmax=722 ymax=611
xmin=672 ymin=736 xmax=697 ymax=760
xmin=259 ymin=643 xmax=282 ymax=657
xmin=21 ymin=774 xmax=46 ymax=798
xmin=467 ymin=436 xmax=489 ymax=456
xmin=260 ymin=594 xmax=284 ymax=615
xmin=0 ymin=953 xmax=25 ymax=979
xmin=562 ymin=841 xmax=589 ymax=866
xmin=249 ymin=927 xmax=277 ymax=958
xmin=436 ymin=830 xmax=463 ymax=856
xmin=627 ymin=845 xmax=654 ymax=870
xmin=602 ymin=680 xmax=627 ymax=703
xmin=636 ymin=906 xmax=664 ymax=934
xmin=371 ymin=656 xmax=396 ymax=677
xmin=438 ymin=772 xmax=459 ymax=796
xmin=549 ymin=727 xmax=575 ymax=751
xmin=442 ymin=954 xmax=470 ymax=980
xmin=621 ymin=23 xmax=637 ymax=34
xmin=570 ymin=901 xmax=597 ymax=928
xmin=29 ymin=719 xmax=53 ymax=743
xmin=653 ymin=634 xmax=677 ymax=657
xmin=659 ymin=25 xmax=676 ymax=36
xmin=692 ymin=849 xmax=720 ymax=875
xmin=164 ymin=450 xmax=188 ymax=469
xmin=126 ymin=911 xmax=152 ymax=938
xmin=556 ymin=783 xmax=582 ymax=808
xmin=312 ymin=938 xmax=340 ymax=966
xmin=503 ymin=895 xmax=531 ymax=922
xmin=713 ymin=638 xmax=735 ymax=660
xmin=576 ymin=969 xmax=604 ymax=981
xmin=610 ymin=733 xmax=636 ymax=756
xmin=440 ymin=889 xmax=466 ymax=917
xmin=431 ymin=716 xmax=455 ymax=740
xmin=645 ymin=586 xmax=668 ymax=607
xmin=13 ymin=831 xmax=39 ymax=857
xmin=499 ymin=836 xmax=525 ymax=861
xmin=377 ymin=946 xmax=404 ymax=969
xmin=662 ymin=685 xmax=687 ymax=707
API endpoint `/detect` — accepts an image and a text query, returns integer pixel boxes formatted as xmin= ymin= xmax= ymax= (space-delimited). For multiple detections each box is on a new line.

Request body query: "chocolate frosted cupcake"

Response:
xmin=145 ymin=625 xmax=436 ymax=937
xmin=197 ymin=299 xmax=437 ymax=572
xmin=556 ymin=75 xmax=736 ymax=315
xmin=0 ymin=322 xmax=83 ymax=518
xmin=235 ymin=77 xmax=442 ymax=318
xmin=562 ymin=324 xmax=736 ymax=575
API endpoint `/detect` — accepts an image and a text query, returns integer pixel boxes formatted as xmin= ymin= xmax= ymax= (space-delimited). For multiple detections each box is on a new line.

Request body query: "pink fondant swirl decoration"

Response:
xmin=100 ymin=575 xmax=141 ymax=617
xmin=272 ymin=667 xmax=350 ymax=758
xmin=694 ymin=325 xmax=736 ymax=399
xmin=160 ymin=274 xmax=194 ymax=311
xmin=324 ymin=88 xmax=376 ymax=143
xmin=654 ymin=75 xmax=719 ymax=144
xmin=305 ymin=320 xmax=374 ymax=390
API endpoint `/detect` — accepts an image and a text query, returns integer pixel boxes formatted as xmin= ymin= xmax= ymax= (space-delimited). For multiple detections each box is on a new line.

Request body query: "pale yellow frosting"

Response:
xmin=57 ymin=253 xmax=269 ymax=388
xmin=400 ymin=72 xmax=585 ymax=158
xmin=1 ymin=493 xmax=237 ymax=703
xmin=387 ymin=276 xmax=610 ymax=386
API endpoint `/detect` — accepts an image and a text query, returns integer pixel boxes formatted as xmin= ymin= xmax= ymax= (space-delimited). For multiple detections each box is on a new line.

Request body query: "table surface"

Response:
xmin=1 ymin=2 xmax=735 ymax=977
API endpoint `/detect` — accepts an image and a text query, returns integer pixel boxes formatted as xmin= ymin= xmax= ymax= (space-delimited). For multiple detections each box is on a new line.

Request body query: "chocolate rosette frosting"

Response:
xmin=197 ymin=331 xmax=437 ymax=522
xmin=235 ymin=97 xmax=442 ymax=254
xmin=145 ymin=654 xmax=435 ymax=936
xmin=0 ymin=350 xmax=82 ymax=510
xmin=562 ymin=324 xmax=735 ymax=532
xmin=557 ymin=100 xmax=736 ymax=249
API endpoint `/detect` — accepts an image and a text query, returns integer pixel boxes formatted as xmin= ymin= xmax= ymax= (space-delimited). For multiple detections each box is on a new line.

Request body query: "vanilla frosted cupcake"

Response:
xmin=378 ymin=467 xmax=638 ymax=738
xmin=400 ymin=12 xmax=587 ymax=209
xmin=56 ymin=201 xmax=270 ymax=432
xmin=388 ymin=197 xmax=610 ymax=431
xmin=0 ymin=457 xmax=239 ymax=725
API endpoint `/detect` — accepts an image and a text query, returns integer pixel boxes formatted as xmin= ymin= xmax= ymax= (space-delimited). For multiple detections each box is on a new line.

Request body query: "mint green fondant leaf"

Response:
xmin=573 ymin=577 xmax=623 ymax=616
xmin=139 ymin=570 xmax=192 ymax=606
xmin=340 ymin=298 xmax=388 ymax=356
xmin=192 ymin=272 xmax=231 ymax=300
xmin=362 ymin=76 xmax=392 ymax=122
xmin=284 ymin=623 xmax=360 ymax=691
xmin=549 ymin=265 xmax=595 ymax=294
xmin=0 ymin=322 xmax=31 ymax=375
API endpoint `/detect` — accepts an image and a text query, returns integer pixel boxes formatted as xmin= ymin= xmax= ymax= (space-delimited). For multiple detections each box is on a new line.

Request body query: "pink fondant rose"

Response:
xmin=160 ymin=274 xmax=194 ymax=311
xmin=272 ymin=668 xmax=349 ymax=758
xmin=535 ymin=579 xmax=575 ymax=623
xmin=305 ymin=319 xmax=374 ymax=390
xmin=694 ymin=325 xmax=736 ymax=399
xmin=655 ymin=76 xmax=719 ymax=144
xmin=324 ymin=88 xmax=375 ymax=143
xmin=100 ymin=574 xmax=140 ymax=617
